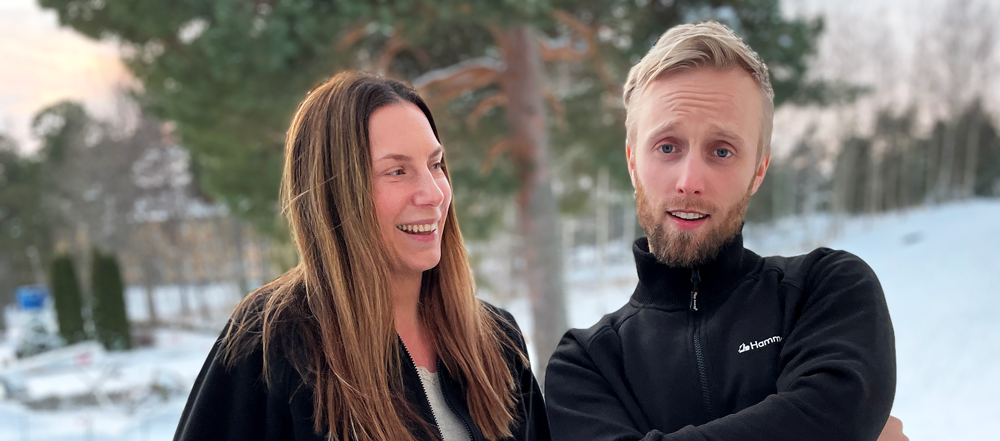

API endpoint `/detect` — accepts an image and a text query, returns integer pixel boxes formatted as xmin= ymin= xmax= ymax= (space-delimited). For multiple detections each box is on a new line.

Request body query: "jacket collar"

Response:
xmin=630 ymin=232 xmax=761 ymax=311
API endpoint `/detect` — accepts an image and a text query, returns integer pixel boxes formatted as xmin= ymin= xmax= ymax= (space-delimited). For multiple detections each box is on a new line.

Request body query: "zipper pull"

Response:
xmin=690 ymin=269 xmax=701 ymax=311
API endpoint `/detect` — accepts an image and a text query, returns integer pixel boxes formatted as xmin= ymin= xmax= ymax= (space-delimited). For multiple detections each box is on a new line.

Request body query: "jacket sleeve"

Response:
xmin=545 ymin=328 xmax=656 ymax=440
xmin=546 ymin=251 xmax=897 ymax=441
xmin=173 ymin=329 xmax=295 ymax=441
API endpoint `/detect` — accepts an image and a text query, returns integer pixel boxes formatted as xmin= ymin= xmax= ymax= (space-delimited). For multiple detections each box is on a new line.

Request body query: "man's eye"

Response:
xmin=659 ymin=144 xmax=675 ymax=154
xmin=715 ymin=148 xmax=732 ymax=158
xmin=432 ymin=161 xmax=444 ymax=170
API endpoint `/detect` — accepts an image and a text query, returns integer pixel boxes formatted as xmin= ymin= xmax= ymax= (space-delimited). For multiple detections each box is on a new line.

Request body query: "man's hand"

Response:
xmin=878 ymin=416 xmax=908 ymax=441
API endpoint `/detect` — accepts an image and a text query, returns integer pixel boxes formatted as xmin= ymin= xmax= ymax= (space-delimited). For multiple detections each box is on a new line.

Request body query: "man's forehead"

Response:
xmin=634 ymin=69 xmax=762 ymax=143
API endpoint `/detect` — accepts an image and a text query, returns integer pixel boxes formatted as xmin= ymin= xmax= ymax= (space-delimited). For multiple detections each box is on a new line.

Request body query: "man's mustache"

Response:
xmin=658 ymin=199 xmax=718 ymax=215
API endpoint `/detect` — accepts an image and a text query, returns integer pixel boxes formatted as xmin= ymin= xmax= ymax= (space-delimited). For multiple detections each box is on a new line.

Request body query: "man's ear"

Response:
xmin=626 ymin=142 xmax=637 ymax=189
xmin=750 ymin=153 xmax=770 ymax=195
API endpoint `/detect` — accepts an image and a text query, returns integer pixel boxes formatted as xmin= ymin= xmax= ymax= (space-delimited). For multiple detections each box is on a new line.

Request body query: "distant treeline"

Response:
xmin=748 ymin=101 xmax=1000 ymax=223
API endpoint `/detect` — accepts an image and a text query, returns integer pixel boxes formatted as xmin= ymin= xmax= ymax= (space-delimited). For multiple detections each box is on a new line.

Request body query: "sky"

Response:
xmin=0 ymin=0 xmax=128 ymax=154
xmin=0 ymin=0 xmax=989 ymax=157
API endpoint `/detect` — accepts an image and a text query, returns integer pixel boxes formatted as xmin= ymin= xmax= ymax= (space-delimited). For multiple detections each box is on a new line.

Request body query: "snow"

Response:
xmin=510 ymin=199 xmax=1000 ymax=440
xmin=807 ymin=201 xmax=1000 ymax=440
xmin=123 ymin=282 xmax=243 ymax=327
xmin=1 ymin=199 xmax=997 ymax=440
xmin=0 ymin=329 xmax=217 ymax=440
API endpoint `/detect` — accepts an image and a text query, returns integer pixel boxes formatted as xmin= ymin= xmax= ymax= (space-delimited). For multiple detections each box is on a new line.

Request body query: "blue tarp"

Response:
xmin=15 ymin=285 xmax=48 ymax=310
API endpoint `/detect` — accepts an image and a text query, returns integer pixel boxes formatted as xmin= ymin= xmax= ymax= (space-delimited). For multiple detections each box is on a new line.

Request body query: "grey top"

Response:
xmin=416 ymin=366 xmax=470 ymax=441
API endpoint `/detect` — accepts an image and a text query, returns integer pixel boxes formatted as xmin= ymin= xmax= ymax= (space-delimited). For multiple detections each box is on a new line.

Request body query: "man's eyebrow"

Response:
xmin=643 ymin=121 xmax=745 ymax=146
xmin=709 ymin=125 xmax=744 ymax=144
xmin=643 ymin=121 xmax=679 ymax=145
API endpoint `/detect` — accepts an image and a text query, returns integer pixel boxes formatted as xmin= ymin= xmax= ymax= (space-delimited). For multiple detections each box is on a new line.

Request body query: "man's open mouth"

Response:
xmin=668 ymin=211 xmax=708 ymax=221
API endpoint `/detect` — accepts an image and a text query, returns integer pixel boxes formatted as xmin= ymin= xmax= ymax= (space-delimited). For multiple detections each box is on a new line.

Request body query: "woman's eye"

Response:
xmin=432 ymin=161 xmax=444 ymax=170
xmin=715 ymin=148 xmax=732 ymax=158
xmin=389 ymin=168 xmax=404 ymax=176
xmin=659 ymin=144 xmax=675 ymax=154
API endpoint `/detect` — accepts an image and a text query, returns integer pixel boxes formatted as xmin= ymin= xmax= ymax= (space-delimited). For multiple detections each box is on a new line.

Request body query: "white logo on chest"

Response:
xmin=738 ymin=336 xmax=782 ymax=354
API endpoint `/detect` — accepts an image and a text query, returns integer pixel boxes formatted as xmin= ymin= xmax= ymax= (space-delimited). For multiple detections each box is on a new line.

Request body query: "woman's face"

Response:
xmin=369 ymin=102 xmax=452 ymax=278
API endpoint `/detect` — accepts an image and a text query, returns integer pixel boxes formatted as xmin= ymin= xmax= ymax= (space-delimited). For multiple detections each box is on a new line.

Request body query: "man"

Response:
xmin=544 ymin=22 xmax=902 ymax=440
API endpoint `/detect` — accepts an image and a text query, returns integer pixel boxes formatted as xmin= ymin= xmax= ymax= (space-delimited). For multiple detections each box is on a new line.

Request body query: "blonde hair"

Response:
xmin=623 ymin=22 xmax=774 ymax=164
xmin=223 ymin=71 xmax=521 ymax=440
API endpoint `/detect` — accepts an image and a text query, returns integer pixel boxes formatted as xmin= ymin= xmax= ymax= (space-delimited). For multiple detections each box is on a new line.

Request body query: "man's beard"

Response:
xmin=635 ymin=179 xmax=752 ymax=268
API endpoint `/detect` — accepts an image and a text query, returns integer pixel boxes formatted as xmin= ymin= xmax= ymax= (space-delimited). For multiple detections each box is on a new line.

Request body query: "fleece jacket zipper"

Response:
xmin=690 ymin=268 xmax=718 ymax=420
xmin=437 ymin=359 xmax=474 ymax=441
xmin=401 ymin=343 xmax=447 ymax=441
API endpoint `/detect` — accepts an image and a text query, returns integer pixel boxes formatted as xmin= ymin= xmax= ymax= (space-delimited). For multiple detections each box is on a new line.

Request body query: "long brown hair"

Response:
xmin=222 ymin=71 xmax=522 ymax=440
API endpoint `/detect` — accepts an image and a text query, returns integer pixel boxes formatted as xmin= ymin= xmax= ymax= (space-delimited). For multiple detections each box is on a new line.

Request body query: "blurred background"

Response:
xmin=0 ymin=0 xmax=998 ymax=439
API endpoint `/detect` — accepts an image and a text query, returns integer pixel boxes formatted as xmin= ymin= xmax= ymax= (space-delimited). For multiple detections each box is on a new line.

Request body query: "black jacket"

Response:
xmin=174 ymin=303 xmax=549 ymax=441
xmin=544 ymin=235 xmax=896 ymax=441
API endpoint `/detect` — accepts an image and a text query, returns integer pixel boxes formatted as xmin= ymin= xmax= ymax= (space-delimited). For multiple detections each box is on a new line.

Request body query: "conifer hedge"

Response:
xmin=90 ymin=249 xmax=131 ymax=350
xmin=50 ymin=253 xmax=86 ymax=344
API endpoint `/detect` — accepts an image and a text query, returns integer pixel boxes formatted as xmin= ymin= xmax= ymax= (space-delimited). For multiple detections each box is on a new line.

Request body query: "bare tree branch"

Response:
xmin=374 ymin=26 xmax=408 ymax=75
xmin=479 ymin=136 xmax=510 ymax=174
xmin=544 ymin=87 xmax=566 ymax=129
xmin=465 ymin=93 xmax=507 ymax=130
xmin=335 ymin=22 xmax=372 ymax=51
xmin=538 ymin=35 xmax=588 ymax=62
xmin=551 ymin=9 xmax=620 ymax=95
xmin=412 ymin=58 xmax=504 ymax=103
xmin=372 ymin=25 xmax=434 ymax=75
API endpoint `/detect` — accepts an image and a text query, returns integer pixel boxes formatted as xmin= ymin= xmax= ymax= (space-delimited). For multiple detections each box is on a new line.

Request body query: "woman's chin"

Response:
xmin=398 ymin=255 xmax=441 ymax=275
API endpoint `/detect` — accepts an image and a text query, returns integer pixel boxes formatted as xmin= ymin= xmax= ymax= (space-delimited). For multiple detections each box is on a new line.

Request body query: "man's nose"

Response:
xmin=675 ymin=154 xmax=706 ymax=196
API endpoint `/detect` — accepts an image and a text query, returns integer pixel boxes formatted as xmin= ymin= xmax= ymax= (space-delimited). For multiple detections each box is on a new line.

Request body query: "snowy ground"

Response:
xmin=0 ymin=328 xmax=218 ymax=441
xmin=801 ymin=201 xmax=1000 ymax=440
xmin=506 ymin=199 xmax=1000 ymax=440
xmin=1 ymin=199 xmax=998 ymax=440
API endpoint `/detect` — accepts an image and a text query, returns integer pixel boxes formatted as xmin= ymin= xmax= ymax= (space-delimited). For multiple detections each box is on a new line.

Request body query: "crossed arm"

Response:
xmin=545 ymin=254 xmax=900 ymax=441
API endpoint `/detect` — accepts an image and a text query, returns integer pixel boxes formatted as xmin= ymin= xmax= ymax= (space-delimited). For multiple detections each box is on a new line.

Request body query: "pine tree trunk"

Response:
xmin=866 ymin=145 xmax=882 ymax=215
xmin=962 ymin=112 xmax=982 ymax=198
xmin=900 ymin=141 xmax=912 ymax=208
xmin=232 ymin=219 xmax=249 ymax=296
xmin=935 ymin=121 xmax=960 ymax=202
xmin=596 ymin=168 xmax=609 ymax=288
xmin=497 ymin=25 xmax=567 ymax=380
xmin=141 ymin=227 xmax=159 ymax=326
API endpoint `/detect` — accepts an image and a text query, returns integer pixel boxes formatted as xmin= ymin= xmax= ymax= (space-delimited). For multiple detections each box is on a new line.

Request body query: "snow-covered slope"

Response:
xmin=519 ymin=199 xmax=1000 ymax=440
xmin=1 ymin=199 xmax=997 ymax=440
xmin=807 ymin=201 xmax=1000 ymax=440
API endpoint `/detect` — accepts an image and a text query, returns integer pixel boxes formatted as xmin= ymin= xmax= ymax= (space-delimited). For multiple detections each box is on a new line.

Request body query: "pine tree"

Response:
xmin=90 ymin=249 xmax=132 ymax=350
xmin=49 ymin=253 xmax=86 ymax=344
xmin=41 ymin=0 xmax=831 ymax=372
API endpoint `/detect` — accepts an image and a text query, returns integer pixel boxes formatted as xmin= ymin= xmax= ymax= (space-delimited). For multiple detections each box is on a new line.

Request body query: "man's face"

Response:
xmin=627 ymin=67 xmax=770 ymax=267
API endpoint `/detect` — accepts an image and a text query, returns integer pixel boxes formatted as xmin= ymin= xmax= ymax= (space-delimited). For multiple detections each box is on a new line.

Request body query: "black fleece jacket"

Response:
xmin=174 ymin=303 xmax=549 ymax=441
xmin=544 ymin=235 xmax=896 ymax=441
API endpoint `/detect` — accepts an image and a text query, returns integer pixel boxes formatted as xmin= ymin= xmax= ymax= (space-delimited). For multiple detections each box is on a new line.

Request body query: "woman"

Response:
xmin=174 ymin=71 xmax=549 ymax=441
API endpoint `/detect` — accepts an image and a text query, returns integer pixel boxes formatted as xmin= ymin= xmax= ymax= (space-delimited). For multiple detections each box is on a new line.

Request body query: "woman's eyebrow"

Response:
xmin=374 ymin=153 xmax=412 ymax=163
xmin=374 ymin=146 xmax=443 ymax=163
